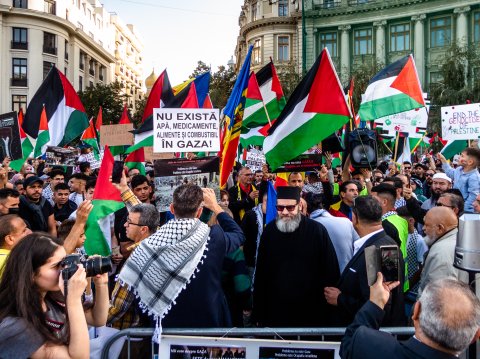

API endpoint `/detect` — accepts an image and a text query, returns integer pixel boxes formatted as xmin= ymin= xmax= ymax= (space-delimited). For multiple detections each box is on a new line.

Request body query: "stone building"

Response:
xmin=0 ymin=0 xmax=144 ymax=114
xmin=236 ymin=0 xmax=480 ymax=91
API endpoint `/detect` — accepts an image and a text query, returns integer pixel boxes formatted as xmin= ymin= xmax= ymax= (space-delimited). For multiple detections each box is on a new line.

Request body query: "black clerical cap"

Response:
xmin=277 ymin=186 xmax=300 ymax=201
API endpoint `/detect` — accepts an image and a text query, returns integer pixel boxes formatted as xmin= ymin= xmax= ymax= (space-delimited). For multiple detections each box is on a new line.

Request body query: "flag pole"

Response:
xmin=382 ymin=140 xmax=393 ymax=154
xmin=262 ymin=101 xmax=272 ymax=127
xmin=411 ymin=132 xmax=427 ymax=154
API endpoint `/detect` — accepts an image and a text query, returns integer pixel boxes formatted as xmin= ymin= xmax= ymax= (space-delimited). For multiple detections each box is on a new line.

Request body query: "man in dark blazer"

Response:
xmin=340 ymin=276 xmax=480 ymax=359
xmin=325 ymin=195 xmax=406 ymax=326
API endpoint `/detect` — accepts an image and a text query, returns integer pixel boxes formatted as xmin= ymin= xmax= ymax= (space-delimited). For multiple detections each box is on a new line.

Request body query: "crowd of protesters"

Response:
xmin=0 ymin=144 xmax=480 ymax=359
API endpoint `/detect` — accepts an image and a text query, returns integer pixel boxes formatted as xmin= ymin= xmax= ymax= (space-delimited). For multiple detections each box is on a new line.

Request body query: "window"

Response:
xmin=322 ymin=0 xmax=341 ymax=8
xmin=12 ymin=27 xmax=28 ymax=50
xmin=89 ymin=59 xmax=95 ymax=76
xmin=430 ymin=71 xmax=443 ymax=84
xmin=43 ymin=32 xmax=56 ymax=55
xmin=12 ymin=58 xmax=27 ymax=86
xmin=77 ymin=22 xmax=83 ymax=31
xmin=44 ymin=0 xmax=55 ymax=14
xmin=277 ymin=36 xmax=289 ymax=62
xmin=319 ymin=32 xmax=337 ymax=57
xmin=474 ymin=12 xmax=480 ymax=43
xmin=252 ymin=38 xmax=262 ymax=65
xmin=430 ymin=16 xmax=451 ymax=47
xmin=99 ymin=66 xmax=105 ymax=81
xmin=251 ymin=1 xmax=258 ymax=21
xmin=390 ymin=23 xmax=410 ymax=52
xmin=79 ymin=51 xmax=85 ymax=70
xmin=89 ymin=81 xmax=93 ymax=88
xmin=43 ymin=61 xmax=55 ymax=79
xmin=65 ymin=40 xmax=69 ymax=60
xmin=354 ymin=28 xmax=372 ymax=55
xmin=79 ymin=76 xmax=83 ymax=91
xmin=278 ymin=0 xmax=288 ymax=16
xmin=13 ymin=0 xmax=27 ymax=8
xmin=12 ymin=95 xmax=27 ymax=113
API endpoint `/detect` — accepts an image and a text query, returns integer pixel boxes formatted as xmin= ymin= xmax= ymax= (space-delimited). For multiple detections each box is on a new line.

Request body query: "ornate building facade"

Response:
xmin=236 ymin=0 xmax=480 ymax=91
xmin=0 ymin=0 xmax=144 ymax=114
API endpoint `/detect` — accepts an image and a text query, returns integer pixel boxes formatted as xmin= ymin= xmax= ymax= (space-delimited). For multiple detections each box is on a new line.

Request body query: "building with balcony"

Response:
xmin=235 ymin=0 xmax=301 ymax=74
xmin=110 ymin=13 xmax=144 ymax=111
xmin=236 ymin=0 xmax=480 ymax=92
xmin=0 ymin=0 xmax=145 ymax=115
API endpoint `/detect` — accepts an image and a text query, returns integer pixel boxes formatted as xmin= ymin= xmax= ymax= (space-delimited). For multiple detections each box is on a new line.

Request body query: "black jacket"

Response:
xmin=340 ymin=300 xmax=457 ymax=359
xmin=333 ymin=230 xmax=406 ymax=327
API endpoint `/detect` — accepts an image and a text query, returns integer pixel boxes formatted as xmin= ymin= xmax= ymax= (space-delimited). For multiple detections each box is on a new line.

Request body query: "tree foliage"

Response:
xmin=131 ymin=96 xmax=147 ymax=128
xmin=78 ymin=81 xmax=127 ymax=124
xmin=428 ymin=43 xmax=480 ymax=134
xmin=277 ymin=62 xmax=302 ymax=100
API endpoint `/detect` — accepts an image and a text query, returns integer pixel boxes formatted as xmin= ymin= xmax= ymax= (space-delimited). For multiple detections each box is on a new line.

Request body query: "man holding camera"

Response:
xmin=325 ymin=195 xmax=405 ymax=327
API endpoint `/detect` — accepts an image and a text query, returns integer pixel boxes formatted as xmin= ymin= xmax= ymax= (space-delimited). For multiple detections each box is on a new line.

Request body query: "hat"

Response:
xmin=277 ymin=186 xmax=301 ymax=201
xmin=432 ymin=173 xmax=452 ymax=183
xmin=23 ymin=176 xmax=44 ymax=188
xmin=410 ymin=178 xmax=423 ymax=189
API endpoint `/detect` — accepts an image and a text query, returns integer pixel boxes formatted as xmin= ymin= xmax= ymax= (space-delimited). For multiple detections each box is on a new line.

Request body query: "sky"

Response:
xmin=101 ymin=0 xmax=244 ymax=85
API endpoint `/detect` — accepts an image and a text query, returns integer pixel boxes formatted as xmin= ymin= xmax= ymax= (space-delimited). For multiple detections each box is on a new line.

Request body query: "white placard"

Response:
xmin=441 ymin=103 xmax=480 ymax=140
xmin=375 ymin=107 xmax=428 ymax=134
xmin=153 ymin=108 xmax=220 ymax=153
xmin=245 ymin=150 xmax=266 ymax=172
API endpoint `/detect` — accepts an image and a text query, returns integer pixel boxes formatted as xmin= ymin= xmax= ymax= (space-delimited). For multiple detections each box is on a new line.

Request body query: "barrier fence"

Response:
xmin=100 ymin=327 xmax=416 ymax=359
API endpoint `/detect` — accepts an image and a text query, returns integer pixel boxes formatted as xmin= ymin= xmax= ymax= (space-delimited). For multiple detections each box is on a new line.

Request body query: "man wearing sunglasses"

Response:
xmin=253 ymin=186 xmax=340 ymax=327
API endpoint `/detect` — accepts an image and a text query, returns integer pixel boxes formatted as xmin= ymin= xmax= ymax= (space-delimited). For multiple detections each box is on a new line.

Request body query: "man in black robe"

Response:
xmin=253 ymin=186 xmax=340 ymax=327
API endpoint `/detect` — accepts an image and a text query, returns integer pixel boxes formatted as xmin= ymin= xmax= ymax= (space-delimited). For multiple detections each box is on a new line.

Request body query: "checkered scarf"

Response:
xmin=118 ymin=218 xmax=210 ymax=320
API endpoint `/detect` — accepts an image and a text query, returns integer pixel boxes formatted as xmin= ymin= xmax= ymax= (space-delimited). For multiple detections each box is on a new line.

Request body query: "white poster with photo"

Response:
xmin=245 ymin=150 xmax=266 ymax=172
xmin=441 ymin=103 xmax=480 ymax=140
xmin=153 ymin=108 xmax=220 ymax=153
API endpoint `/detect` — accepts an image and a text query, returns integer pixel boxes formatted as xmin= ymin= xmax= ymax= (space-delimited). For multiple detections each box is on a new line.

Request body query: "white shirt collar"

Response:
xmin=353 ymin=229 xmax=383 ymax=255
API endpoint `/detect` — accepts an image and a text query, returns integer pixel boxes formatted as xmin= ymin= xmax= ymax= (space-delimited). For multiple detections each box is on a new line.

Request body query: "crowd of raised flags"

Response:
xmin=13 ymin=44 xmax=471 ymax=254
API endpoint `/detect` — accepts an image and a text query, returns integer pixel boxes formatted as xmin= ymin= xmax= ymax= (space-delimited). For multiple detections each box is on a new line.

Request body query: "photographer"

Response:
xmin=0 ymin=232 xmax=109 ymax=359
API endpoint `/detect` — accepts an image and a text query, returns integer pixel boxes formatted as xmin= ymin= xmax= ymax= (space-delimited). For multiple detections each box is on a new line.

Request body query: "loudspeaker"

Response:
xmin=348 ymin=128 xmax=378 ymax=168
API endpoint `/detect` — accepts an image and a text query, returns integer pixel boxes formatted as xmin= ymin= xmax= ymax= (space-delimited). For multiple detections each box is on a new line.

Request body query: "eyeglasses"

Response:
xmin=126 ymin=219 xmax=146 ymax=227
xmin=374 ymin=177 xmax=383 ymax=182
xmin=276 ymin=205 xmax=297 ymax=212
xmin=436 ymin=202 xmax=454 ymax=209
xmin=242 ymin=173 xmax=254 ymax=177
xmin=404 ymin=167 xmax=411 ymax=170
xmin=426 ymin=173 xmax=434 ymax=177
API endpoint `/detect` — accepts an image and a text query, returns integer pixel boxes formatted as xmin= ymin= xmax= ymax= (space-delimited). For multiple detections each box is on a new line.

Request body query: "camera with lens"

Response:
xmin=61 ymin=254 xmax=112 ymax=280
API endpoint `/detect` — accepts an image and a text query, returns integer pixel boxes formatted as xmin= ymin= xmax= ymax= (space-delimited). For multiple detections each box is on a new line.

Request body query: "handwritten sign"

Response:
xmin=441 ymin=103 xmax=480 ymax=140
xmin=143 ymin=147 xmax=175 ymax=162
xmin=153 ymin=108 xmax=220 ymax=153
xmin=100 ymin=124 xmax=134 ymax=147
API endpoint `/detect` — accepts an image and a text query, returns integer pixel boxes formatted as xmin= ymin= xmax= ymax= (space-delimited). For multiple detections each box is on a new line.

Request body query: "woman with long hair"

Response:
xmin=0 ymin=232 xmax=109 ymax=359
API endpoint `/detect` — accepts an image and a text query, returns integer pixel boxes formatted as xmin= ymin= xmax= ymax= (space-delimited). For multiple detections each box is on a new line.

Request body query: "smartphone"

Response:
xmin=380 ymin=245 xmax=400 ymax=283
xmin=111 ymin=161 xmax=124 ymax=183
xmin=365 ymin=244 xmax=400 ymax=286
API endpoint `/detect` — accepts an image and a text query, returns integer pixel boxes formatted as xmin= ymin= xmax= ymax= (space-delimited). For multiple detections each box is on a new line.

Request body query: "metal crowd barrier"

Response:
xmin=99 ymin=326 xmax=416 ymax=359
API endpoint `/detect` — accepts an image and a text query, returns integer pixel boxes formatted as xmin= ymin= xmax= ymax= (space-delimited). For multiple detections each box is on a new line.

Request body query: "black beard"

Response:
xmin=431 ymin=191 xmax=441 ymax=201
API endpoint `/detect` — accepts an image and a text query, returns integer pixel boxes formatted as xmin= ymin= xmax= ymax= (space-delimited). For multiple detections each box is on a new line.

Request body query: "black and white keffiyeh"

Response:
xmin=118 ymin=218 xmax=210 ymax=321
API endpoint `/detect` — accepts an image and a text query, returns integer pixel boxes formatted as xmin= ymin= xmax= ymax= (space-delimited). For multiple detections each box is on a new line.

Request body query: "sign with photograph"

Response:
xmin=154 ymin=156 xmax=220 ymax=212
xmin=0 ymin=111 xmax=22 ymax=161
xmin=153 ymin=108 xmax=220 ymax=153
xmin=45 ymin=146 xmax=77 ymax=166
xmin=245 ymin=150 xmax=266 ymax=172
xmin=441 ymin=103 xmax=480 ymax=140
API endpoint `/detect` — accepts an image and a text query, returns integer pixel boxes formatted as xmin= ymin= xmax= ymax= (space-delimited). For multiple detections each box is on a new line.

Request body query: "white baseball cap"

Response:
xmin=432 ymin=173 xmax=452 ymax=183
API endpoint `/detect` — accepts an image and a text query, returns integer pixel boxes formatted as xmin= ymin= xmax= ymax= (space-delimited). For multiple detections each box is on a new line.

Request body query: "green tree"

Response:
xmin=190 ymin=61 xmax=211 ymax=79
xmin=428 ymin=43 xmax=480 ymax=134
xmin=277 ymin=62 xmax=302 ymax=99
xmin=131 ymin=95 xmax=147 ymax=128
xmin=78 ymin=81 xmax=127 ymax=124
xmin=210 ymin=65 xmax=235 ymax=109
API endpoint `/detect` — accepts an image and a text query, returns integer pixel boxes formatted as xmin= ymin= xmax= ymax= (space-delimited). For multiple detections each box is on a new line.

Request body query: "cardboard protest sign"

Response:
xmin=143 ymin=147 xmax=175 ymax=163
xmin=154 ymin=156 xmax=219 ymax=212
xmin=442 ymin=103 xmax=480 ymax=140
xmin=153 ymin=108 xmax=220 ymax=153
xmin=100 ymin=124 xmax=134 ymax=147
xmin=0 ymin=112 xmax=22 ymax=161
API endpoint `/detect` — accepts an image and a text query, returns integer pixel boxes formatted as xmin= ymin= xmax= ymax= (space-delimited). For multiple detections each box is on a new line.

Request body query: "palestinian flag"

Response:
xmin=33 ymin=106 xmax=50 ymax=158
xmin=240 ymin=120 xmax=274 ymax=148
xmin=242 ymin=61 xmax=286 ymax=129
xmin=84 ymin=146 xmax=125 ymax=256
xmin=10 ymin=109 xmax=34 ymax=172
xmin=263 ymin=48 xmax=351 ymax=171
xmin=23 ymin=66 xmax=88 ymax=147
xmin=110 ymin=105 xmax=131 ymax=156
xmin=441 ymin=140 xmax=467 ymax=160
xmin=95 ymin=106 xmax=103 ymax=132
xmin=80 ymin=118 xmax=100 ymax=158
xmin=125 ymin=147 xmax=146 ymax=175
xmin=358 ymin=55 xmax=425 ymax=122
